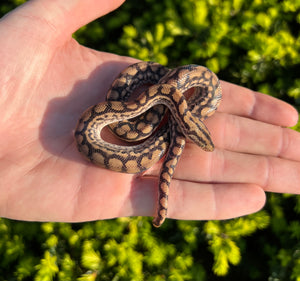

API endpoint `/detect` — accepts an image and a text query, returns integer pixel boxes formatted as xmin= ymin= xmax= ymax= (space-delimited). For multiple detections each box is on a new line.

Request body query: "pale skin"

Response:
xmin=0 ymin=0 xmax=299 ymax=223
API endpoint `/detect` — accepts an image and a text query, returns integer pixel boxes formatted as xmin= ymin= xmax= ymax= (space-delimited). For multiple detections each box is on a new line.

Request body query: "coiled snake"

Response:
xmin=74 ymin=61 xmax=222 ymax=227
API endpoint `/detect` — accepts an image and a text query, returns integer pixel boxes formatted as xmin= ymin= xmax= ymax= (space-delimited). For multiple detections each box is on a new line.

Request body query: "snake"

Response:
xmin=74 ymin=61 xmax=222 ymax=227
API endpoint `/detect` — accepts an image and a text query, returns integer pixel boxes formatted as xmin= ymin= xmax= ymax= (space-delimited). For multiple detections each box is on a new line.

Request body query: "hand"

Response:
xmin=0 ymin=0 xmax=299 ymax=223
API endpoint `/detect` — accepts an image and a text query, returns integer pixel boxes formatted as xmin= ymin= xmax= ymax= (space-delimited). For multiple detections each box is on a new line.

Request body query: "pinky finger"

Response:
xmin=131 ymin=178 xmax=266 ymax=221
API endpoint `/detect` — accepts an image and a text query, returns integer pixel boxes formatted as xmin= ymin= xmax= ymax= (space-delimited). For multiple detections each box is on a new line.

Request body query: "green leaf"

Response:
xmin=154 ymin=23 xmax=165 ymax=42
xmin=123 ymin=25 xmax=138 ymax=38
xmin=81 ymin=241 xmax=101 ymax=271
xmin=35 ymin=251 xmax=58 ymax=281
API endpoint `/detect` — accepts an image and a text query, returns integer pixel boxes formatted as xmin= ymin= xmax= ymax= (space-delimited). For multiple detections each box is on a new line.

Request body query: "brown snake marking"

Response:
xmin=74 ymin=61 xmax=222 ymax=227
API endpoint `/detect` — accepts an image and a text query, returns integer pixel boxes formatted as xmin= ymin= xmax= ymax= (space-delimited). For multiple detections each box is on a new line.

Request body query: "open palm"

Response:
xmin=0 ymin=0 xmax=299 ymax=224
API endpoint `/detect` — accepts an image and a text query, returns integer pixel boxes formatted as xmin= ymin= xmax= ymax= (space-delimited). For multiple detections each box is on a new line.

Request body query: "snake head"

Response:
xmin=186 ymin=116 xmax=215 ymax=152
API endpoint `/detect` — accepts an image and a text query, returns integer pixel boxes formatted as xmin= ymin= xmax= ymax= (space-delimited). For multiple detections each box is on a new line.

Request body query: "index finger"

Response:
xmin=219 ymin=81 xmax=298 ymax=127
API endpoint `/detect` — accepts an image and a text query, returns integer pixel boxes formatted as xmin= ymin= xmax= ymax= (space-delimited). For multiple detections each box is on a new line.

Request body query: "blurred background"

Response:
xmin=0 ymin=0 xmax=300 ymax=280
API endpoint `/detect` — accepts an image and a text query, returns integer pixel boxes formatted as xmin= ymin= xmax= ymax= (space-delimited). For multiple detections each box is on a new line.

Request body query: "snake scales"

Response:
xmin=74 ymin=61 xmax=222 ymax=227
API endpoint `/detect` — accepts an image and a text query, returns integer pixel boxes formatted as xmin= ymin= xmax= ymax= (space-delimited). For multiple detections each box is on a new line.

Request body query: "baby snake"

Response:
xmin=74 ymin=61 xmax=222 ymax=227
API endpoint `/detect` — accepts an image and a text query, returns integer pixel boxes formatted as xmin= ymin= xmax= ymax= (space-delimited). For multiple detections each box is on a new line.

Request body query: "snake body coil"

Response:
xmin=75 ymin=61 xmax=222 ymax=227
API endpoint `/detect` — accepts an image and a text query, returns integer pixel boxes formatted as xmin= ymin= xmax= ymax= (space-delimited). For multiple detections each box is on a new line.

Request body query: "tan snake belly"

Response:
xmin=74 ymin=61 xmax=222 ymax=227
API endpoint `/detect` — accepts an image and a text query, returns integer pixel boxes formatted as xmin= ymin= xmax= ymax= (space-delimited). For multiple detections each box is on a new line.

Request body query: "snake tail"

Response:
xmin=152 ymin=119 xmax=186 ymax=227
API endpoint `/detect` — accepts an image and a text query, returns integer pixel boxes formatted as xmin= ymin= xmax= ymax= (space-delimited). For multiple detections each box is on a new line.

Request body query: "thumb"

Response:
xmin=1 ymin=0 xmax=126 ymax=44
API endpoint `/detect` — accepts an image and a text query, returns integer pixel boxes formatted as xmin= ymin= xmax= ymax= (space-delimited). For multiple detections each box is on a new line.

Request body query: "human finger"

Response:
xmin=130 ymin=177 xmax=266 ymax=220
xmin=1 ymin=0 xmax=126 ymax=43
xmin=219 ymin=81 xmax=298 ymax=127
xmin=206 ymin=112 xmax=300 ymax=161
xmin=154 ymin=147 xmax=300 ymax=195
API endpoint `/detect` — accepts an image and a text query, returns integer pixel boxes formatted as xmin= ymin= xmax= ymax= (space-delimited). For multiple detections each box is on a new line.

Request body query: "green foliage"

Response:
xmin=1 ymin=0 xmax=300 ymax=280
xmin=0 ymin=218 xmax=215 ymax=280
xmin=120 ymin=22 xmax=174 ymax=65
xmin=204 ymin=212 xmax=270 ymax=276
xmin=74 ymin=0 xmax=300 ymax=101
